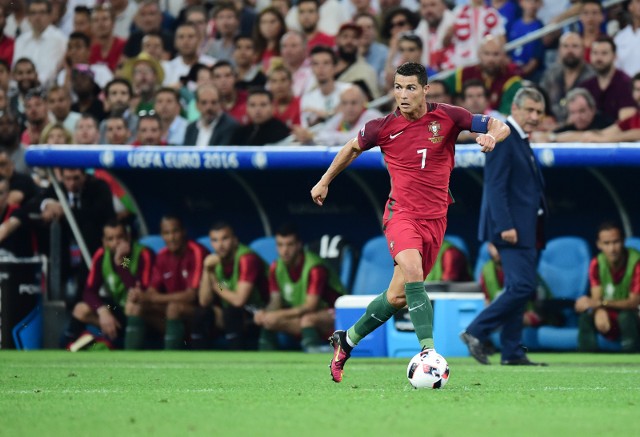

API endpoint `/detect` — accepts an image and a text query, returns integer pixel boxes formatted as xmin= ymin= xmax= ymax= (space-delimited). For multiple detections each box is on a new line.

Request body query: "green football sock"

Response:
xmin=347 ymin=290 xmax=399 ymax=345
xmin=258 ymin=329 xmax=279 ymax=351
xmin=124 ymin=316 xmax=145 ymax=350
xmin=404 ymin=282 xmax=434 ymax=350
xmin=301 ymin=327 xmax=322 ymax=349
xmin=164 ymin=319 xmax=185 ymax=350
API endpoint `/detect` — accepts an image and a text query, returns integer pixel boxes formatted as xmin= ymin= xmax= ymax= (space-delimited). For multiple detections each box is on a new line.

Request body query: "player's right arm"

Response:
xmin=311 ymin=137 xmax=362 ymax=206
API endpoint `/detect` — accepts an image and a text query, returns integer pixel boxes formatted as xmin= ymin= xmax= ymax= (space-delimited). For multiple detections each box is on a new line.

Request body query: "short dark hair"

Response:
xmin=429 ymin=79 xmax=450 ymax=96
xmin=106 ymin=115 xmax=128 ymax=127
xmin=105 ymin=78 xmax=133 ymax=98
xmin=581 ymin=0 xmax=603 ymax=10
xmin=0 ymin=59 xmax=8 ymax=72
xmin=13 ymin=57 xmax=36 ymax=71
xmin=310 ymin=45 xmax=337 ymax=65
xmin=29 ymin=0 xmax=52 ymax=13
xmin=234 ymin=34 xmax=254 ymax=47
xmin=593 ymin=35 xmax=616 ymax=53
xmin=297 ymin=0 xmax=320 ymax=9
xmin=103 ymin=218 xmax=129 ymax=235
xmin=212 ymin=1 xmax=239 ymax=19
xmin=161 ymin=214 xmax=184 ymax=230
xmin=155 ymin=86 xmax=180 ymax=102
xmin=248 ymin=87 xmax=273 ymax=102
xmin=597 ymin=221 xmax=625 ymax=240
xmin=209 ymin=220 xmax=234 ymax=233
xmin=137 ymin=112 xmax=162 ymax=130
xmin=78 ymin=113 xmax=99 ymax=128
xmin=275 ymin=223 xmax=300 ymax=240
xmin=212 ymin=60 xmax=235 ymax=75
xmin=69 ymin=31 xmax=91 ymax=48
xmin=74 ymin=5 xmax=91 ymax=17
xmin=462 ymin=79 xmax=489 ymax=98
xmin=633 ymin=72 xmax=640 ymax=83
xmin=398 ymin=32 xmax=423 ymax=50
xmin=395 ymin=62 xmax=428 ymax=86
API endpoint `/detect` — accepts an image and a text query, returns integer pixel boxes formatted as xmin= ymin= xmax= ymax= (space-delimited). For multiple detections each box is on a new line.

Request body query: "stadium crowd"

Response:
xmin=0 ymin=0 xmax=639 ymax=351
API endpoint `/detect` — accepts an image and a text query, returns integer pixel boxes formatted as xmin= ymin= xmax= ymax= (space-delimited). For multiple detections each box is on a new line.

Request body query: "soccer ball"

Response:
xmin=407 ymin=349 xmax=449 ymax=389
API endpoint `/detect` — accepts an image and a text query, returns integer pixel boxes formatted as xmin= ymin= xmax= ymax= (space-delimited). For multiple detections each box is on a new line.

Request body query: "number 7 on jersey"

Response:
xmin=417 ymin=148 xmax=427 ymax=169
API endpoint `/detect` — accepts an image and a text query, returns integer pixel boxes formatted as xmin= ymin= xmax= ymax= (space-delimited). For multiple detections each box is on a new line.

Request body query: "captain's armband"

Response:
xmin=471 ymin=114 xmax=491 ymax=134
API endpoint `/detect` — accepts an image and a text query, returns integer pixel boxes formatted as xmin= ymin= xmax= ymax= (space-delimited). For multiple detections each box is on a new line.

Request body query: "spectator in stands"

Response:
xmin=212 ymin=60 xmax=247 ymax=124
xmin=0 ymin=60 xmax=9 ymax=92
xmin=424 ymin=240 xmax=472 ymax=282
xmin=301 ymin=45 xmax=351 ymax=127
xmin=32 ymin=167 xmax=116 ymax=307
xmin=154 ymin=88 xmax=187 ymax=145
xmin=89 ymin=3 xmax=126 ymax=73
xmin=540 ymin=32 xmax=595 ymax=124
xmin=334 ymin=23 xmax=379 ymax=99
xmin=62 ymin=219 xmax=154 ymax=350
xmin=279 ymin=31 xmax=313 ymax=97
xmin=2 ymin=0 xmax=31 ymax=40
xmin=141 ymin=31 xmax=170 ymax=74
xmin=444 ymin=36 xmax=522 ymax=115
xmin=580 ymin=36 xmax=637 ymax=122
xmin=614 ymin=0 xmax=640 ymax=78
xmin=297 ymin=0 xmax=334 ymax=51
xmin=9 ymin=58 xmax=39 ymax=119
xmin=57 ymin=32 xmax=113 ymax=90
xmin=556 ymin=110 xmax=640 ymax=143
xmin=233 ymin=35 xmax=267 ymax=91
xmin=354 ymin=13 xmax=388 ymax=82
xmin=508 ymin=0 xmax=544 ymax=81
xmin=254 ymin=7 xmax=287 ymax=71
xmin=414 ymin=0 xmax=454 ymax=71
xmin=183 ymin=6 xmax=212 ymax=58
xmin=99 ymin=78 xmax=137 ymax=144
xmin=164 ymin=23 xmax=215 ymax=87
xmin=104 ymin=115 xmax=131 ymax=146
xmin=39 ymin=122 xmax=72 ymax=145
xmin=0 ymin=111 xmax=28 ymax=174
xmin=425 ymin=79 xmax=451 ymax=104
xmin=479 ymin=242 xmax=549 ymax=327
xmin=122 ymin=52 xmax=164 ymax=113
xmin=47 ymin=85 xmax=80 ymax=135
xmin=123 ymin=0 xmax=173 ymax=60
xmin=230 ymin=88 xmax=290 ymax=145
xmin=131 ymin=112 xmax=165 ymax=146
xmin=0 ymin=5 xmax=15 ymax=66
xmin=285 ymin=0 xmax=349 ymax=36
xmin=575 ymin=221 xmax=640 ymax=352
xmin=254 ymin=223 xmax=344 ymax=352
xmin=183 ymin=84 xmax=239 ymax=146
xmin=577 ymin=0 xmax=604 ymax=63
xmin=14 ymin=0 xmax=67 ymax=86
xmin=111 ymin=0 xmax=138 ymax=40
xmin=72 ymin=6 xmax=92 ymax=39
xmin=73 ymin=114 xmax=99 ymax=145
xmin=206 ymin=2 xmax=240 ymax=62
xmin=0 ymin=148 xmax=37 ymax=206
xmin=124 ymin=215 xmax=207 ymax=350
xmin=294 ymin=85 xmax=382 ymax=145
xmin=532 ymin=88 xmax=614 ymax=142
xmin=446 ymin=0 xmax=506 ymax=68
xmin=70 ymin=65 xmax=106 ymax=122
xmin=196 ymin=221 xmax=269 ymax=350
xmin=267 ymin=64 xmax=301 ymax=128
xmin=380 ymin=8 xmax=420 ymax=81
xmin=0 ymin=176 xmax=36 ymax=257
xmin=460 ymin=79 xmax=505 ymax=121
xmin=21 ymin=88 xmax=48 ymax=145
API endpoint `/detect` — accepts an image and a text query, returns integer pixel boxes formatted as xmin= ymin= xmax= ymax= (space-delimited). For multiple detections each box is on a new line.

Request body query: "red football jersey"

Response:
xmin=358 ymin=103 xmax=474 ymax=220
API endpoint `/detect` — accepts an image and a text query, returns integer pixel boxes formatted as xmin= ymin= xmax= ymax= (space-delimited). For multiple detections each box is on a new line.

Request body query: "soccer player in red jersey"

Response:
xmin=311 ymin=62 xmax=511 ymax=382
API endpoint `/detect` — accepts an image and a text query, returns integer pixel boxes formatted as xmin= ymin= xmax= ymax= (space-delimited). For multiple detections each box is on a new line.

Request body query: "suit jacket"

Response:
xmin=478 ymin=119 xmax=546 ymax=249
xmin=182 ymin=113 xmax=239 ymax=146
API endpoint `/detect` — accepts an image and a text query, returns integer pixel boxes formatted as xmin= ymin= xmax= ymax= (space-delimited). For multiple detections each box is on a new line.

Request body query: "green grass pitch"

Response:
xmin=1 ymin=351 xmax=639 ymax=436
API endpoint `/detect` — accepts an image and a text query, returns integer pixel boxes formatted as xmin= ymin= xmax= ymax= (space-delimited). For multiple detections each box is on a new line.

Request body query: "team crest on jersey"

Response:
xmin=428 ymin=121 xmax=443 ymax=143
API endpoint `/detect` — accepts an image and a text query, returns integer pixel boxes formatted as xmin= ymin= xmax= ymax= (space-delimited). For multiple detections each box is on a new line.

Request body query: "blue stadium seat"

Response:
xmin=139 ymin=234 xmax=166 ymax=253
xmin=626 ymin=237 xmax=640 ymax=252
xmin=444 ymin=234 xmax=469 ymax=258
xmin=473 ymin=241 xmax=491 ymax=281
xmin=196 ymin=235 xmax=214 ymax=253
xmin=536 ymin=236 xmax=591 ymax=350
xmin=250 ymin=236 xmax=277 ymax=265
xmin=351 ymin=236 xmax=394 ymax=295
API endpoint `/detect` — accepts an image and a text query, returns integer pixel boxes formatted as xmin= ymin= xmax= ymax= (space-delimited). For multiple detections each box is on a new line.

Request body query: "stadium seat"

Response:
xmin=249 ymin=236 xmax=277 ymax=265
xmin=306 ymin=235 xmax=356 ymax=291
xmin=196 ymin=235 xmax=214 ymax=253
xmin=444 ymin=234 xmax=469 ymax=258
xmin=351 ymin=236 xmax=394 ymax=295
xmin=536 ymin=237 xmax=591 ymax=350
xmin=626 ymin=237 xmax=640 ymax=252
xmin=139 ymin=234 xmax=165 ymax=253
xmin=473 ymin=241 xmax=491 ymax=281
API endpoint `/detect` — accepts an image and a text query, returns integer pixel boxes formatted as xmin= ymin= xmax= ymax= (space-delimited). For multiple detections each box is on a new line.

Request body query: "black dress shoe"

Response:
xmin=460 ymin=331 xmax=490 ymax=365
xmin=501 ymin=357 xmax=548 ymax=366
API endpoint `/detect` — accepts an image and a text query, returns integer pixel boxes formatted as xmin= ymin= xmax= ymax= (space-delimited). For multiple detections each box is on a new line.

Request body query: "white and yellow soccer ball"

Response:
xmin=407 ymin=349 xmax=450 ymax=389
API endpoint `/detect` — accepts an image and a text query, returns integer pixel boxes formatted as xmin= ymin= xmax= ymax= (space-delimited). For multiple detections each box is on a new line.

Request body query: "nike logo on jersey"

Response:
xmin=390 ymin=131 xmax=404 ymax=139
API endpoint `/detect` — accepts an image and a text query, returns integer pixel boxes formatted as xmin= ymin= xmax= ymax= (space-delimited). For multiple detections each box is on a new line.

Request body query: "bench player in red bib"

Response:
xmin=311 ymin=62 xmax=511 ymax=383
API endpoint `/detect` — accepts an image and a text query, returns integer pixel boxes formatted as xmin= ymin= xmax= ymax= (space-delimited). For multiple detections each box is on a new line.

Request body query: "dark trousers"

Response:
xmin=467 ymin=245 xmax=538 ymax=360
xmin=578 ymin=310 xmax=640 ymax=352
xmin=191 ymin=305 xmax=259 ymax=350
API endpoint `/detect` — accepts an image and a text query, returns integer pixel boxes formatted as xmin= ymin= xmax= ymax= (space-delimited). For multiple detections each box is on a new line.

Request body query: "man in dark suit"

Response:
xmin=182 ymin=84 xmax=239 ymax=146
xmin=461 ymin=87 xmax=548 ymax=366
